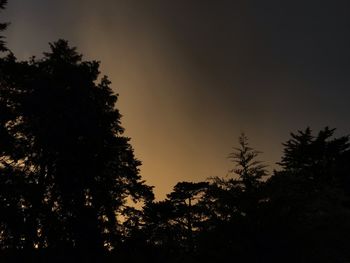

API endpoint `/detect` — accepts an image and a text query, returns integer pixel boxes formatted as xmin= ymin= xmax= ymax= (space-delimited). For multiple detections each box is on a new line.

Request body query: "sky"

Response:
xmin=2 ymin=0 xmax=350 ymax=199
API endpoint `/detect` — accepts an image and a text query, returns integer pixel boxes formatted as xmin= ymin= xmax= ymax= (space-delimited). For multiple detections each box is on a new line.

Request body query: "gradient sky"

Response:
xmin=3 ymin=0 xmax=350 ymax=199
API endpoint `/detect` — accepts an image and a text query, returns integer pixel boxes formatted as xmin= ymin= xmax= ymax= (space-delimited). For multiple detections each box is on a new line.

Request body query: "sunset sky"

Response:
xmin=3 ymin=0 xmax=350 ymax=199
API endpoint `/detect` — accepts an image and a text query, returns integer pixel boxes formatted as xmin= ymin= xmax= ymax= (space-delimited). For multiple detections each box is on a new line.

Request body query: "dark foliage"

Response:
xmin=1 ymin=3 xmax=350 ymax=261
xmin=0 ymin=0 xmax=8 ymax=51
xmin=0 ymin=40 xmax=153 ymax=262
xmin=132 ymin=129 xmax=350 ymax=263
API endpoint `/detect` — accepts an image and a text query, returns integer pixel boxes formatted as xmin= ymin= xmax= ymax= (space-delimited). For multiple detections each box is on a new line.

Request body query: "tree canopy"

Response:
xmin=0 ymin=40 xmax=153 ymax=261
xmin=0 ymin=0 xmax=7 ymax=51
xmin=1 ymin=2 xmax=350 ymax=262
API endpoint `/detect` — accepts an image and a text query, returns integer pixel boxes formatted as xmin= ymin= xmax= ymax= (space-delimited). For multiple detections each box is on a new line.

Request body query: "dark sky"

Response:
xmin=3 ymin=0 xmax=350 ymax=199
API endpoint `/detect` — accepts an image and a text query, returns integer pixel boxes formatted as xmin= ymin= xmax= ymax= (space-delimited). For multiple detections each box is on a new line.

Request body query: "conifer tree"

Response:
xmin=0 ymin=40 xmax=153 ymax=261
xmin=228 ymin=133 xmax=267 ymax=191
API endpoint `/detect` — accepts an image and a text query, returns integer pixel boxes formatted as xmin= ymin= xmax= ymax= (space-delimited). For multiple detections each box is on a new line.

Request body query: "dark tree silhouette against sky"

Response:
xmin=2 ymin=0 xmax=350 ymax=198
xmin=1 ymin=2 xmax=350 ymax=262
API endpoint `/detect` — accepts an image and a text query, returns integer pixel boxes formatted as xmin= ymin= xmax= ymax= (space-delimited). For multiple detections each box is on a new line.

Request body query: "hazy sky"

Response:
xmin=3 ymin=0 xmax=350 ymax=199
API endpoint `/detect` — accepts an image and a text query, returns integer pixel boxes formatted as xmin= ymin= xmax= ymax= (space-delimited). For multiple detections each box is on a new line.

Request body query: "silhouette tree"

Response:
xmin=0 ymin=40 xmax=153 ymax=261
xmin=278 ymin=127 xmax=350 ymax=182
xmin=140 ymin=182 xmax=209 ymax=262
xmin=142 ymin=200 xmax=182 ymax=261
xmin=192 ymin=134 xmax=268 ymax=262
xmin=0 ymin=0 xmax=7 ymax=51
xmin=166 ymin=182 xmax=209 ymax=253
xmin=0 ymin=53 xmax=37 ymax=260
xmin=228 ymin=133 xmax=267 ymax=191
xmin=208 ymin=133 xmax=267 ymax=221
xmin=263 ymin=127 xmax=350 ymax=262
xmin=117 ymin=128 xmax=350 ymax=262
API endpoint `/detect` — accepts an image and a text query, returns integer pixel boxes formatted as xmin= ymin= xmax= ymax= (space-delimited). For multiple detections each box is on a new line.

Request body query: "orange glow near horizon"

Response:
xmin=4 ymin=0 xmax=350 ymax=199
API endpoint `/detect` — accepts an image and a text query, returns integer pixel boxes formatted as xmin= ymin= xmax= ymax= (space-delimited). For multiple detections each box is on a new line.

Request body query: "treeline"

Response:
xmin=1 ymin=2 xmax=350 ymax=262
xmin=137 ymin=129 xmax=350 ymax=262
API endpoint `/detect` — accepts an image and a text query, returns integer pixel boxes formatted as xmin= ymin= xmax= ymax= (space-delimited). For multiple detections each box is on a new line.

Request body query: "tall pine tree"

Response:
xmin=0 ymin=40 xmax=153 ymax=261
